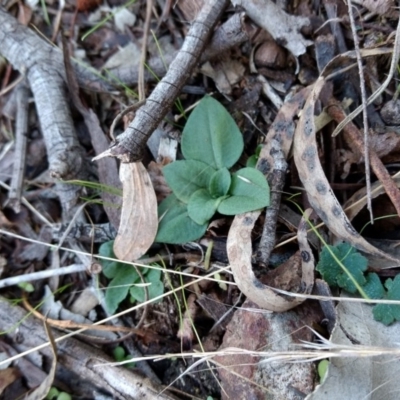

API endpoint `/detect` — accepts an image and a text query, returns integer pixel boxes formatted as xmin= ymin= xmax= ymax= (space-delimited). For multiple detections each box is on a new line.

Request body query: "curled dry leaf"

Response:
xmin=114 ymin=162 xmax=158 ymax=262
xmin=293 ymin=77 xmax=398 ymax=262
xmin=227 ymin=209 xmax=314 ymax=312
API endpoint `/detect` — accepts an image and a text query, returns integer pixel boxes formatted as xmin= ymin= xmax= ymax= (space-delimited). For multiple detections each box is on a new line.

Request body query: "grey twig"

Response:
xmin=97 ymin=0 xmax=230 ymax=162
xmin=0 ymin=263 xmax=87 ymax=289
xmin=7 ymin=82 xmax=29 ymax=213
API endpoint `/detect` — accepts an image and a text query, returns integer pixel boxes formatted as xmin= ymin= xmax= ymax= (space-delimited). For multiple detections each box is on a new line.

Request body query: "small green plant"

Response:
xmin=113 ymin=346 xmax=135 ymax=368
xmin=317 ymin=242 xmax=400 ymax=325
xmin=99 ymin=241 xmax=164 ymax=314
xmin=156 ymin=96 xmax=270 ymax=244
xmin=46 ymin=387 xmax=72 ymax=400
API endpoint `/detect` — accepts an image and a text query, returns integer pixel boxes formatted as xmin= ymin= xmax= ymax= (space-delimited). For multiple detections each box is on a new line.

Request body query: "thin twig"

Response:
xmin=138 ymin=0 xmax=153 ymax=101
xmin=7 ymin=82 xmax=29 ymax=213
xmin=0 ymin=263 xmax=88 ymax=289
xmin=346 ymin=0 xmax=373 ymax=223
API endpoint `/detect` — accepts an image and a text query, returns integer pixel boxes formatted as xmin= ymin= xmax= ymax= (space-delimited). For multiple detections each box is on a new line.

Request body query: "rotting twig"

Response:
xmin=327 ymin=99 xmax=400 ymax=218
xmin=95 ymin=0 xmax=230 ymax=163
xmin=256 ymin=139 xmax=287 ymax=266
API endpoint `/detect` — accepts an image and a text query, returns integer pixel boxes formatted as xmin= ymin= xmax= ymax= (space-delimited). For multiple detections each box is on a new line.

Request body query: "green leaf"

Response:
xmin=187 ymin=189 xmax=222 ymax=225
xmin=363 ymin=273 xmax=385 ymax=299
xmin=181 ymin=96 xmax=244 ymax=169
xmin=217 ymin=167 xmax=270 ymax=215
xmin=105 ymin=266 xmax=140 ymax=314
xmin=318 ymin=360 xmax=329 ymax=382
xmin=316 ymin=243 xmax=368 ymax=293
xmin=246 ymin=155 xmax=258 ymax=168
xmin=155 ymin=194 xmax=207 ymax=244
xmin=163 ymin=160 xmax=215 ymax=203
xmin=130 ymin=269 xmax=164 ymax=303
xmin=99 ymin=240 xmax=120 ymax=279
xmin=209 ymin=168 xmax=231 ymax=198
xmin=373 ymin=275 xmax=400 ymax=325
xmin=113 ymin=346 xmax=126 ymax=361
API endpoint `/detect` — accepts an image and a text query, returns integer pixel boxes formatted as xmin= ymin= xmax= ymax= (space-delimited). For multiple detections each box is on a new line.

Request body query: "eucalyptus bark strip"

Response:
xmin=102 ymin=0 xmax=230 ymax=162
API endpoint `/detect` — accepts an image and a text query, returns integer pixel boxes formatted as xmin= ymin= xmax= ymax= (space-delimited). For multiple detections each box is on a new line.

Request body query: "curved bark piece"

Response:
xmin=293 ymin=78 xmax=398 ymax=262
xmin=227 ymin=210 xmax=314 ymax=312
xmin=114 ymin=163 xmax=158 ymax=262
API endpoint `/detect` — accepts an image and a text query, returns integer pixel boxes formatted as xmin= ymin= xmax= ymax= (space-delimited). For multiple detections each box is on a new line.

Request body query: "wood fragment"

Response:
xmin=0 ymin=297 xmax=179 ymax=400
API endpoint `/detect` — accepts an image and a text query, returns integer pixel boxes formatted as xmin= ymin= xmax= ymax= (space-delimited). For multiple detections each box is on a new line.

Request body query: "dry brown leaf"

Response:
xmin=293 ymin=77 xmax=397 ymax=261
xmin=114 ymin=162 xmax=158 ymax=262
xmin=0 ymin=368 xmax=20 ymax=395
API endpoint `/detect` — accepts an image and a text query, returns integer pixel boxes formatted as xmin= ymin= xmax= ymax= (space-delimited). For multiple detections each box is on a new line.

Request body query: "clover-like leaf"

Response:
xmin=130 ymin=268 xmax=164 ymax=303
xmin=181 ymin=96 xmax=244 ymax=169
xmin=105 ymin=266 xmax=140 ymax=314
xmin=316 ymin=242 xmax=368 ymax=293
xmin=209 ymin=168 xmax=231 ymax=198
xmin=217 ymin=167 xmax=270 ymax=215
xmin=188 ymin=189 xmax=222 ymax=225
xmin=155 ymin=194 xmax=207 ymax=244
xmin=363 ymin=273 xmax=385 ymax=299
xmin=163 ymin=160 xmax=215 ymax=203
xmin=373 ymin=275 xmax=400 ymax=325
xmin=99 ymin=240 xmax=119 ymax=279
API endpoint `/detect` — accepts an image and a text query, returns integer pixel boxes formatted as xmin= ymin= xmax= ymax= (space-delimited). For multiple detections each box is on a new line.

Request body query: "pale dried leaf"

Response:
xmin=231 ymin=0 xmax=312 ymax=57
xmin=293 ymin=77 xmax=397 ymax=261
xmin=114 ymin=162 xmax=158 ymax=262
xmin=352 ymin=0 xmax=395 ymax=15
xmin=307 ymin=297 xmax=400 ymax=400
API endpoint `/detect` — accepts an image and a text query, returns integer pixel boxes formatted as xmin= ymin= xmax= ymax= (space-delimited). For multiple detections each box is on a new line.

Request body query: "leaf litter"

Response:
xmin=1 ymin=1 xmax=400 ymax=399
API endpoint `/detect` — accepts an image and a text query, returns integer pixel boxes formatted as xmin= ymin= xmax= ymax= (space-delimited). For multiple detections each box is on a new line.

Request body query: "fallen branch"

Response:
xmin=95 ymin=0 xmax=230 ymax=163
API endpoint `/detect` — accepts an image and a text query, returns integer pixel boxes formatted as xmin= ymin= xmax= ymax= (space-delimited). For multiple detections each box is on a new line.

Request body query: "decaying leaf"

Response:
xmin=0 ymin=368 xmax=20 ymax=395
xmin=227 ymin=210 xmax=314 ymax=312
xmin=114 ymin=162 xmax=158 ymax=262
xmin=308 ymin=297 xmax=400 ymax=399
xmin=231 ymin=0 xmax=312 ymax=57
xmin=293 ymin=77 xmax=398 ymax=262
